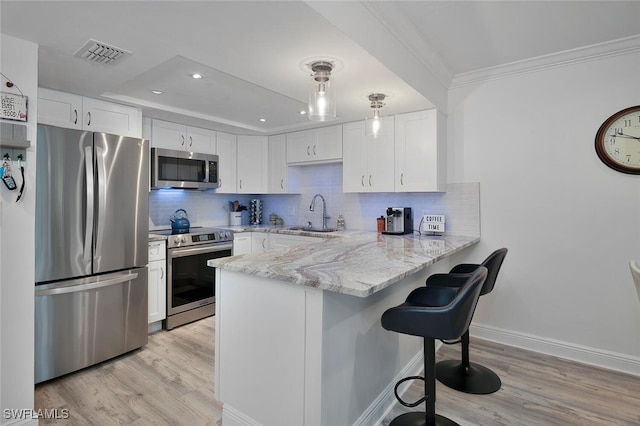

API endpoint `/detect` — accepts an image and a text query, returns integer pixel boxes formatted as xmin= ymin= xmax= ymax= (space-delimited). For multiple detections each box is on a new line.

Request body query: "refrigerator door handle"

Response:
xmin=35 ymin=271 xmax=139 ymax=296
xmin=84 ymin=146 xmax=94 ymax=262
xmin=95 ymin=146 xmax=107 ymax=261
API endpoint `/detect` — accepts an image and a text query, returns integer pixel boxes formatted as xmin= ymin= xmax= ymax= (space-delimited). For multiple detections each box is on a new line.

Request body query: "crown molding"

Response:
xmin=451 ymin=35 xmax=640 ymax=89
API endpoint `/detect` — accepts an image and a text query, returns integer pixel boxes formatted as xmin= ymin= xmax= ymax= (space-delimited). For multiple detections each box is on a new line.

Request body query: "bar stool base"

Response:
xmin=436 ymin=360 xmax=501 ymax=394
xmin=389 ymin=412 xmax=459 ymax=426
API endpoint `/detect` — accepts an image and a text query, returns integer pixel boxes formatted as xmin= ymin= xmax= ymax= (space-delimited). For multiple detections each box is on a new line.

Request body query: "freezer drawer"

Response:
xmin=35 ymin=268 xmax=148 ymax=384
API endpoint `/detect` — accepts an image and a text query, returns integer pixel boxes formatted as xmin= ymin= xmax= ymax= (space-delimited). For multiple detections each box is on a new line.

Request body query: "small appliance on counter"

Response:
xmin=382 ymin=207 xmax=413 ymax=235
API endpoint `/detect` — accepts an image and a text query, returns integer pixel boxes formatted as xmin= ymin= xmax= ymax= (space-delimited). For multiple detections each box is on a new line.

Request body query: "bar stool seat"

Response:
xmin=431 ymin=248 xmax=508 ymax=395
xmin=381 ymin=267 xmax=488 ymax=426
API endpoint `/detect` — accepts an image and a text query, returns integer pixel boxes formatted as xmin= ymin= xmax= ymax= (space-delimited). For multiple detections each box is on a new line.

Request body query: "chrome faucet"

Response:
xmin=309 ymin=193 xmax=330 ymax=229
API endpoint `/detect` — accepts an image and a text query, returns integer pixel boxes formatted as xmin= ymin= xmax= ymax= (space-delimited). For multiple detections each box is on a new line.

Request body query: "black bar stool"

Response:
xmin=431 ymin=248 xmax=508 ymax=395
xmin=381 ymin=267 xmax=488 ymax=426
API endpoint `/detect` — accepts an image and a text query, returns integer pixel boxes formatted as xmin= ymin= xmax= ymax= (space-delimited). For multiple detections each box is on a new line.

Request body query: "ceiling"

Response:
xmin=1 ymin=1 xmax=639 ymax=135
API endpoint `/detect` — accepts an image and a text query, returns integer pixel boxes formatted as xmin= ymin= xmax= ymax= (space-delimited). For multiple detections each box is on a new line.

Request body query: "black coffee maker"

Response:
xmin=382 ymin=207 xmax=413 ymax=235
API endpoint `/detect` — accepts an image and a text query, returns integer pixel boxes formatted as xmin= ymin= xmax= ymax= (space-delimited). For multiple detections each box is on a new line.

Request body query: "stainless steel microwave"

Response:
xmin=151 ymin=148 xmax=219 ymax=190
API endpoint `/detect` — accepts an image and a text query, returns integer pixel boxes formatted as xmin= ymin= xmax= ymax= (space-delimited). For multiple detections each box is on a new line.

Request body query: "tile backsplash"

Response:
xmin=149 ymin=163 xmax=480 ymax=237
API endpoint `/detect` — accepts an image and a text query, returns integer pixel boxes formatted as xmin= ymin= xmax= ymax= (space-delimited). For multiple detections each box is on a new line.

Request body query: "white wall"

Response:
xmin=449 ymin=42 xmax=640 ymax=373
xmin=0 ymin=34 xmax=38 ymax=425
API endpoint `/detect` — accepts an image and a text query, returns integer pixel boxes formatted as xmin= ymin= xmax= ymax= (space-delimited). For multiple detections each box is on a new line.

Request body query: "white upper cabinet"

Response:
xmin=215 ymin=131 xmax=238 ymax=194
xmin=286 ymin=124 xmax=342 ymax=164
xmin=38 ymin=88 xmax=142 ymax=138
xmin=394 ymin=109 xmax=446 ymax=192
xmin=268 ymin=134 xmax=299 ymax=193
xmin=150 ymin=119 xmax=214 ymax=153
xmin=236 ymin=135 xmax=268 ymax=194
xmin=343 ymin=117 xmax=395 ymax=193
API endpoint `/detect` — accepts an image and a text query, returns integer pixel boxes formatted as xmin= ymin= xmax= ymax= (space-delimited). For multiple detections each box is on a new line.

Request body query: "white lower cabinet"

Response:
xmin=251 ymin=233 xmax=269 ymax=253
xmin=235 ymin=232 xmax=320 ymax=254
xmin=233 ymin=233 xmax=252 ymax=255
xmin=148 ymin=240 xmax=166 ymax=325
xmin=269 ymin=234 xmax=319 ymax=249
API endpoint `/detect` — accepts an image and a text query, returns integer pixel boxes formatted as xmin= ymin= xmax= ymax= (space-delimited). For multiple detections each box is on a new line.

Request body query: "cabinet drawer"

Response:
xmin=148 ymin=240 xmax=166 ymax=261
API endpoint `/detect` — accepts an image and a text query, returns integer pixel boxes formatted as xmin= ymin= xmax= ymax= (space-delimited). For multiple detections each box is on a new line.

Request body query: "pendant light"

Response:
xmin=365 ymin=93 xmax=386 ymax=139
xmin=308 ymin=61 xmax=336 ymax=122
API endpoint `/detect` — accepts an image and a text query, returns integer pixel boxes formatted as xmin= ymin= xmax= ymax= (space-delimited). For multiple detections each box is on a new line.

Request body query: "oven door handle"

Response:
xmin=169 ymin=242 xmax=234 ymax=258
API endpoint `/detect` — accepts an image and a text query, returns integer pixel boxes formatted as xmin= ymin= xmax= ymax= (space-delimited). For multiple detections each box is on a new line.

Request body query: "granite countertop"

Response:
xmin=209 ymin=231 xmax=479 ymax=298
xmin=148 ymin=233 xmax=167 ymax=242
xmin=227 ymin=225 xmax=343 ymax=239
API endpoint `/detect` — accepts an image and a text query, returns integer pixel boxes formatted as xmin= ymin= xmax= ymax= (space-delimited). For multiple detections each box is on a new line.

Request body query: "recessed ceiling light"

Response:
xmin=151 ymin=90 xmax=163 ymax=95
xmin=259 ymin=118 xmax=267 ymax=122
xmin=299 ymin=110 xmax=307 ymax=115
xmin=191 ymin=73 xmax=203 ymax=79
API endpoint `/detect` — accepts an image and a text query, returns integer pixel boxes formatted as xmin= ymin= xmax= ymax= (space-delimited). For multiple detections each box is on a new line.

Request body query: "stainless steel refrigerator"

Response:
xmin=35 ymin=124 xmax=149 ymax=383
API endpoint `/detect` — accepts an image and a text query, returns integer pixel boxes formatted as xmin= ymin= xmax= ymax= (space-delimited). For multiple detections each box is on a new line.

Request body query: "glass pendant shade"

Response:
xmin=365 ymin=109 xmax=383 ymax=139
xmin=365 ymin=93 xmax=386 ymax=139
xmin=308 ymin=62 xmax=336 ymax=122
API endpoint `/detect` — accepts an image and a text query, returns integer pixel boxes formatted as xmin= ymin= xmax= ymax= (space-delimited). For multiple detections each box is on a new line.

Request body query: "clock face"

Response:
xmin=595 ymin=106 xmax=640 ymax=174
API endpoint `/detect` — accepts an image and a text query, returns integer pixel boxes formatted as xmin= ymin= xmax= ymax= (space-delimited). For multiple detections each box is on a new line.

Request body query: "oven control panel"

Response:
xmin=166 ymin=228 xmax=234 ymax=248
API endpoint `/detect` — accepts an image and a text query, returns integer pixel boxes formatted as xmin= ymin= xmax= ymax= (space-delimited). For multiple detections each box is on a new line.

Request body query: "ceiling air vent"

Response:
xmin=73 ymin=39 xmax=131 ymax=65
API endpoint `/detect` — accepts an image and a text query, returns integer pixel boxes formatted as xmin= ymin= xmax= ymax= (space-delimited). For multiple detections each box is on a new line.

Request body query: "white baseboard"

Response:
xmin=354 ymin=342 xmax=442 ymax=426
xmin=222 ymin=404 xmax=262 ymax=426
xmin=470 ymin=323 xmax=640 ymax=377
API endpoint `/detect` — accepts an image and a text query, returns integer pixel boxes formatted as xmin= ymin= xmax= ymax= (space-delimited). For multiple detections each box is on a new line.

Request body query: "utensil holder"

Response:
xmin=230 ymin=212 xmax=242 ymax=226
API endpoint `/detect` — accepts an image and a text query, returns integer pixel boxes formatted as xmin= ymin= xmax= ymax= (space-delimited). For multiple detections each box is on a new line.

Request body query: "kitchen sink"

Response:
xmin=288 ymin=226 xmax=338 ymax=233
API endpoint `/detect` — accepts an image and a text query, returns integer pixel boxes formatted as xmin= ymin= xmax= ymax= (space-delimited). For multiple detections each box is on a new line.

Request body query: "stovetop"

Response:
xmin=153 ymin=227 xmax=234 ymax=248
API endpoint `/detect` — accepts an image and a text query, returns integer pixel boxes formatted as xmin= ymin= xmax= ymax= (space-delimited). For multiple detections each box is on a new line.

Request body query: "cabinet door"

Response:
xmin=151 ymin=119 xmax=186 ymax=150
xmin=148 ymin=259 xmax=166 ymax=323
xmin=233 ymin=234 xmax=252 ymax=255
xmin=38 ymin=88 xmax=83 ymax=129
xmin=342 ymin=121 xmax=368 ymax=192
xmin=268 ymin=134 xmax=288 ymax=193
xmin=237 ymin=135 xmax=268 ymax=194
xmin=251 ymin=233 xmax=269 ymax=253
xmin=286 ymin=129 xmax=314 ymax=164
xmin=82 ymin=97 xmax=141 ymax=138
xmin=148 ymin=240 xmax=166 ymax=324
xmin=270 ymin=234 xmax=319 ymax=249
xmin=315 ymin=125 xmax=342 ymax=162
xmin=367 ymin=116 xmax=395 ymax=192
xmin=215 ymin=132 xmax=237 ymax=194
xmin=186 ymin=126 xmax=214 ymax=154
xmin=394 ymin=109 xmax=445 ymax=192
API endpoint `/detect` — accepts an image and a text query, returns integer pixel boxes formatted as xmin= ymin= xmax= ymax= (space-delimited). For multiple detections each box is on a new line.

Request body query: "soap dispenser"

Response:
xmin=337 ymin=213 xmax=345 ymax=230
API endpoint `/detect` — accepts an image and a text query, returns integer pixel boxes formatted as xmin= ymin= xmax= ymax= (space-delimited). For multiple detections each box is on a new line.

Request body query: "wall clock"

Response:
xmin=595 ymin=105 xmax=640 ymax=174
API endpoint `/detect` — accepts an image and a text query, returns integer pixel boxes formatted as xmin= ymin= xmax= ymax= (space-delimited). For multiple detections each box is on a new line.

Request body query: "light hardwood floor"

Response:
xmin=35 ymin=316 xmax=640 ymax=425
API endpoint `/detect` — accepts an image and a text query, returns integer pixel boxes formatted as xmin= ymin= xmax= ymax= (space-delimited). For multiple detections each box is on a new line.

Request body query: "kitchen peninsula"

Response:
xmin=208 ymin=230 xmax=479 ymax=426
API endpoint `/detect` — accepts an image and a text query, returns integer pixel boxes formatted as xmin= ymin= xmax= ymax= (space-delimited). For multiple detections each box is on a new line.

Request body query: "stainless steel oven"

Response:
xmin=157 ymin=228 xmax=233 ymax=329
